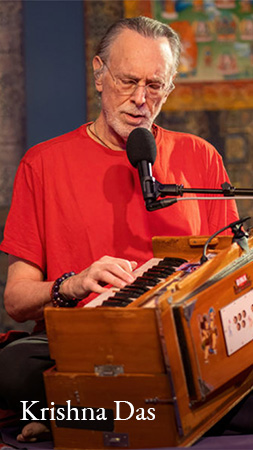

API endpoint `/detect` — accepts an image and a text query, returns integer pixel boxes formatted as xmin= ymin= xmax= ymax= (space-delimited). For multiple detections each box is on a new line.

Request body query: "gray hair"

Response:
xmin=95 ymin=16 xmax=181 ymax=75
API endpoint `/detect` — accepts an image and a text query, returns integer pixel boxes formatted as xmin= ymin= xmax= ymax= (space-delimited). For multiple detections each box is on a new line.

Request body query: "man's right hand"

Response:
xmin=59 ymin=255 xmax=137 ymax=300
xmin=4 ymin=255 xmax=137 ymax=323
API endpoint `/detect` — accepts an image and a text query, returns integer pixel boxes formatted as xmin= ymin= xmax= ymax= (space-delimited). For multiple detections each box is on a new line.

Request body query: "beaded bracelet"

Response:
xmin=51 ymin=272 xmax=79 ymax=308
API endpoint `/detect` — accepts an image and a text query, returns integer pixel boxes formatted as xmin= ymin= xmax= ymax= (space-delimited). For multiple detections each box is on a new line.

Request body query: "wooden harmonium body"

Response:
xmin=44 ymin=234 xmax=253 ymax=449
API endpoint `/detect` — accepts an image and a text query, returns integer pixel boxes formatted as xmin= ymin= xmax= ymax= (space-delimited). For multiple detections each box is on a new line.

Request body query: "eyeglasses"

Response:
xmin=102 ymin=62 xmax=175 ymax=99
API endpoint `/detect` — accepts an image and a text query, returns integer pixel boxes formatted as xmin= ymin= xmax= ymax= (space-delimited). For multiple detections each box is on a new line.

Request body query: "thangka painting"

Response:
xmin=124 ymin=0 xmax=253 ymax=111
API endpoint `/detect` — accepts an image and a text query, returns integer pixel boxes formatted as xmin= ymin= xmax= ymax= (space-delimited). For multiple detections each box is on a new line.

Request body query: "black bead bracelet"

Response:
xmin=51 ymin=272 xmax=79 ymax=308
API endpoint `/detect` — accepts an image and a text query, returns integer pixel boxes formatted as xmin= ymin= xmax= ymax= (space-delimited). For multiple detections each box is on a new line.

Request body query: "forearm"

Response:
xmin=4 ymin=254 xmax=137 ymax=323
xmin=4 ymin=279 xmax=53 ymax=322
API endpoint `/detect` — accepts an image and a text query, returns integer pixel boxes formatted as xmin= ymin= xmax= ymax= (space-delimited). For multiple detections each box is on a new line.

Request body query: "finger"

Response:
xmin=120 ymin=259 xmax=138 ymax=273
xmin=89 ymin=270 xmax=128 ymax=290
xmin=97 ymin=264 xmax=136 ymax=286
xmin=79 ymin=272 xmax=128 ymax=295
xmin=100 ymin=256 xmax=137 ymax=274
xmin=86 ymin=280 xmax=110 ymax=294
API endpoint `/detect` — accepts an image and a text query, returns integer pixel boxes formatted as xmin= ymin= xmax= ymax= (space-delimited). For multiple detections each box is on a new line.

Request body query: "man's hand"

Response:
xmin=60 ymin=256 xmax=138 ymax=300
xmin=4 ymin=255 xmax=137 ymax=322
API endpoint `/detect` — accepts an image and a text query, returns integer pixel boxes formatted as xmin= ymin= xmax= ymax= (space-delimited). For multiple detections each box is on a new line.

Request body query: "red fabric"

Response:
xmin=0 ymin=408 xmax=20 ymax=427
xmin=0 ymin=123 xmax=238 ymax=285
xmin=0 ymin=330 xmax=29 ymax=349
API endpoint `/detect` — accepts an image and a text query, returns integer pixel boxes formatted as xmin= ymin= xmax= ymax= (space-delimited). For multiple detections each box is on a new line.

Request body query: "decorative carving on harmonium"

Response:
xmin=44 ymin=234 xmax=253 ymax=450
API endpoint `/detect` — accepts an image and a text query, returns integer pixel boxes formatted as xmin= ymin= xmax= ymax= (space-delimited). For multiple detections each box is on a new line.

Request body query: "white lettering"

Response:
xmin=41 ymin=407 xmax=49 ymax=420
xmin=96 ymin=408 xmax=107 ymax=420
xmin=56 ymin=407 xmax=65 ymax=420
xmin=114 ymin=401 xmax=134 ymax=420
xmin=20 ymin=400 xmax=154 ymax=422
xmin=135 ymin=407 xmax=146 ymax=420
xmin=50 ymin=402 xmax=55 ymax=420
xmin=147 ymin=407 xmax=156 ymax=420
xmin=81 ymin=407 xmax=95 ymax=421
xmin=66 ymin=400 xmax=79 ymax=420
xmin=20 ymin=401 xmax=39 ymax=420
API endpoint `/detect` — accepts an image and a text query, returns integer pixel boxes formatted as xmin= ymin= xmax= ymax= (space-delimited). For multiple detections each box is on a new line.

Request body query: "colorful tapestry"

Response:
xmin=124 ymin=0 xmax=253 ymax=110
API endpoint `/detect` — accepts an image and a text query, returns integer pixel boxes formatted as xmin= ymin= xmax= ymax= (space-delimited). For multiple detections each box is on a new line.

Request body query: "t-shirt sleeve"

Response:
xmin=0 ymin=159 xmax=46 ymax=273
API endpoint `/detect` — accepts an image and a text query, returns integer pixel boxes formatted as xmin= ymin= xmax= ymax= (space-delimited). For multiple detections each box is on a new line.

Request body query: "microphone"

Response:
xmin=127 ymin=127 xmax=253 ymax=212
xmin=126 ymin=127 xmax=157 ymax=206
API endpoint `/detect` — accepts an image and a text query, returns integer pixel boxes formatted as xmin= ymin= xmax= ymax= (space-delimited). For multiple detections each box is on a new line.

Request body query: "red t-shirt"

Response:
xmin=0 ymin=123 xmax=238 ymax=283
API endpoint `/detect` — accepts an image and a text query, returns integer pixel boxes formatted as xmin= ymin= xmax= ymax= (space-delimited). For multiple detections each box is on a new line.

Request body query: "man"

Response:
xmin=0 ymin=16 xmax=240 ymax=442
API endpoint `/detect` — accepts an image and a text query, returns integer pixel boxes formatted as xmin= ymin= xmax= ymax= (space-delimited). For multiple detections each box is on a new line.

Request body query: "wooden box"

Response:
xmin=44 ymin=368 xmax=179 ymax=449
xmin=44 ymin=363 xmax=253 ymax=450
xmin=44 ymin=236 xmax=253 ymax=449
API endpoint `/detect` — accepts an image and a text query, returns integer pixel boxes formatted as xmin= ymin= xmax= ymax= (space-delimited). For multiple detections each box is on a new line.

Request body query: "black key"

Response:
xmin=102 ymin=297 xmax=132 ymax=307
xmin=102 ymin=300 xmax=131 ymax=307
xmin=162 ymin=257 xmax=187 ymax=266
xmin=124 ymin=283 xmax=149 ymax=292
xmin=116 ymin=290 xmax=140 ymax=299
xmin=121 ymin=286 xmax=148 ymax=294
xmin=132 ymin=280 xmax=150 ymax=288
xmin=157 ymin=261 xmax=177 ymax=269
xmin=135 ymin=276 xmax=160 ymax=286
xmin=145 ymin=267 xmax=174 ymax=276
xmin=108 ymin=295 xmax=133 ymax=303
xmin=150 ymin=273 xmax=168 ymax=279
xmin=157 ymin=261 xmax=173 ymax=268
xmin=111 ymin=292 xmax=139 ymax=299
xmin=143 ymin=270 xmax=169 ymax=279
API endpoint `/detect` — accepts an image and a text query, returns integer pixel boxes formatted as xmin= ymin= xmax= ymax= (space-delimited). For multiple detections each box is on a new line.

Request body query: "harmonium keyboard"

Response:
xmin=44 ymin=234 xmax=253 ymax=449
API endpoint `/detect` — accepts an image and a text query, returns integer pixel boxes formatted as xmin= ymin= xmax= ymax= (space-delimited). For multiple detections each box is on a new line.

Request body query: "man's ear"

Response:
xmin=161 ymin=89 xmax=170 ymax=105
xmin=92 ymin=56 xmax=104 ymax=92
xmin=162 ymin=72 xmax=177 ymax=104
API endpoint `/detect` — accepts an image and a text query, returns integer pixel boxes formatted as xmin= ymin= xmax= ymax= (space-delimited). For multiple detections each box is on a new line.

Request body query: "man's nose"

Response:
xmin=130 ymin=85 xmax=147 ymax=106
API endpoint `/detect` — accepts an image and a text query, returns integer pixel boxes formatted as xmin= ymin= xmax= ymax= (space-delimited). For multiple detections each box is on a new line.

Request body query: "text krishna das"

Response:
xmin=21 ymin=400 xmax=156 ymax=421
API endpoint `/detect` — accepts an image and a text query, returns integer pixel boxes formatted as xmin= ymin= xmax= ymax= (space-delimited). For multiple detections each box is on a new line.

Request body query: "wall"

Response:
xmin=0 ymin=0 xmax=27 ymax=332
xmin=0 ymin=0 xmax=86 ymax=333
xmin=24 ymin=0 xmax=86 ymax=148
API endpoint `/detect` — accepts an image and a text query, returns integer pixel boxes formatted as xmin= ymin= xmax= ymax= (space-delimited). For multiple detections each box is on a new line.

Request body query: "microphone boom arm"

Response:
xmin=147 ymin=180 xmax=253 ymax=211
xmin=154 ymin=181 xmax=253 ymax=198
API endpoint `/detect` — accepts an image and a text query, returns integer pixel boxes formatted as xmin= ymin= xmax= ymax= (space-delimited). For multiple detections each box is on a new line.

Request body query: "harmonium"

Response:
xmin=44 ymin=233 xmax=253 ymax=449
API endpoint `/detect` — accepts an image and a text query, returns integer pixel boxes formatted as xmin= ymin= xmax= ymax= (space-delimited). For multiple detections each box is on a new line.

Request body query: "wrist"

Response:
xmin=51 ymin=272 xmax=79 ymax=308
xmin=58 ymin=275 xmax=74 ymax=298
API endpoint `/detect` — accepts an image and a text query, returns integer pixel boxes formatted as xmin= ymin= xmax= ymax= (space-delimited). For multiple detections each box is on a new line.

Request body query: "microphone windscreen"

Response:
xmin=126 ymin=127 xmax=157 ymax=168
